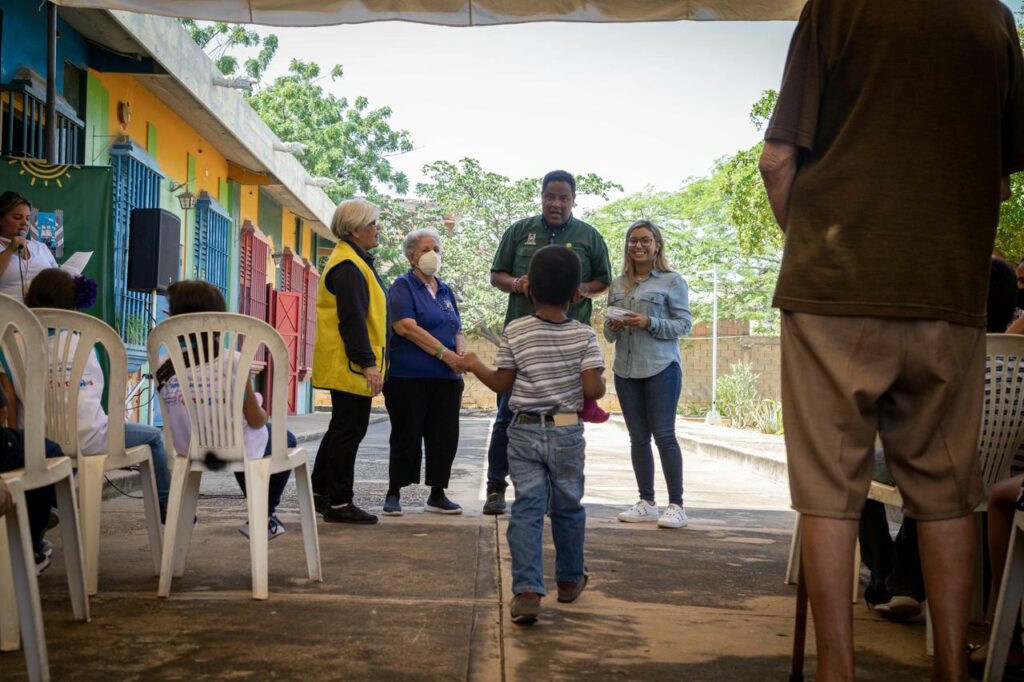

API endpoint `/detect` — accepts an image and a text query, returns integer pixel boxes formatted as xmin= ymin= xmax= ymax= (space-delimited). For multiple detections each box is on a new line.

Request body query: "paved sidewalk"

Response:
xmin=15 ymin=414 xmax=948 ymax=681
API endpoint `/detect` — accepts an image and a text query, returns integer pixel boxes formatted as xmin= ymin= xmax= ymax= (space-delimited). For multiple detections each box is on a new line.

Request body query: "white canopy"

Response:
xmin=51 ymin=1 xmax=805 ymax=26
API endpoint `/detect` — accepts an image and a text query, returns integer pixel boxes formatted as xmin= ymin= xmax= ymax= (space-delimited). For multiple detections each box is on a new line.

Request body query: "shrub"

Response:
xmin=753 ymin=399 xmax=784 ymax=435
xmin=715 ymin=362 xmax=761 ymax=429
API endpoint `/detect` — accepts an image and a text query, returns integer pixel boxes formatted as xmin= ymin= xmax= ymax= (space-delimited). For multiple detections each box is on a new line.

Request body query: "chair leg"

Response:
xmin=245 ymin=458 xmax=271 ymax=600
xmin=136 ymin=457 xmax=163 ymax=576
xmin=985 ymin=516 xmax=1024 ymax=681
xmin=76 ymin=454 xmax=107 ymax=595
xmin=852 ymin=538 xmax=861 ymax=604
xmin=294 ymin=462 xmax=322 ymax=582
xmin=158 ymin=457 xmax=190 ymax=598
xmin=785 ymin=513 xmax=802 ymax=585
xmin=7 ymin=495 xmax=48 ymax=682
xmin=973 ymin=511 xmax=987 ymax=623
xmin=926 ymin=603 xmax=935 ymax=658
xmin=0 ymin=519 xmax=20 ymax=652
xmin=172 ymin=470 xmax=202 ymax=578
xmin=54 ymin=477 xmax=89 ymax=623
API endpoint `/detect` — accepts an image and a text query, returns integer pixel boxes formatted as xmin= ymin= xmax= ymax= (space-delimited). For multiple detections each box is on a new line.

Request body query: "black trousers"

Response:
xmin=233 ymin=426 xmax=297 ymax=515
xmin=0 ymin=428 xmax=60 ymax=551
xmin=311 ymin=390 xmax=371 ymax=506
xmin=859 ymin=499 xmax=925 ymax=602
xmin=383 ymin=378 xmax=463 ymax=490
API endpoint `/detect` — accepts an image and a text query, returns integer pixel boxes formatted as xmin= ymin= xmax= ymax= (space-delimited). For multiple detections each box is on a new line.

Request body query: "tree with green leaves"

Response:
xmin=995 ymin=9 xmax=1024 ymax=260
xmin=180 ymin=20 xmax=278 ymax=83
xmin=181 ymin=22 xmax=414 ymax=203
xmin=416 ymin=158 xmax=622 ymax=337
xmin=585 ymin=176 xmax=781 ymax=334
xmin=248 ymin=60 xmax=413 ymax=202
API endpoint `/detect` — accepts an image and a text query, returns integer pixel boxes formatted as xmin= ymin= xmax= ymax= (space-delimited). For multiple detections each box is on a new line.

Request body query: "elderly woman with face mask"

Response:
xmin=382 ymin=228 xmax=466 ymax=516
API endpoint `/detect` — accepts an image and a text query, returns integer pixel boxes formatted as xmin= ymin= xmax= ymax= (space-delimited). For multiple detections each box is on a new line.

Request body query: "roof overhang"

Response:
xmin=52 ymin=1 xmax=806 ymax=26
xmin=59 ymin=7 xmax=338 ymax=240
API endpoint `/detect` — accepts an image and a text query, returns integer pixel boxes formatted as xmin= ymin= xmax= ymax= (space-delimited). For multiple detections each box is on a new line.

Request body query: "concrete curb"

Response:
xmin=607 ymin=415 xmax=788 ymax=478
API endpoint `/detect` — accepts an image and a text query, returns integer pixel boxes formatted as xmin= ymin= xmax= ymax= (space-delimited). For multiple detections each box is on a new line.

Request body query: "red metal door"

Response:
xmin=272 ymin=290 xmax=302 ymax=415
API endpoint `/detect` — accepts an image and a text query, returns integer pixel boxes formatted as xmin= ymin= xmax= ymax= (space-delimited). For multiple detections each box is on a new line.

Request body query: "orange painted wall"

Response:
xmin=91 ymin=71 xmax=228 ymax=201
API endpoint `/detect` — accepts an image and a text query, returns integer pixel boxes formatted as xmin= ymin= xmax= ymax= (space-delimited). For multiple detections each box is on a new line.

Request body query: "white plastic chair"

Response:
xmin=147 ymin=312 xmax=321 ymax=600
xmin=786 ymin=334 xmax=1024 ymax=655
xmin=0 ymin=294 xmax=89 ymax=681
xmin=32 ymin=309 xmax=163 ymax=596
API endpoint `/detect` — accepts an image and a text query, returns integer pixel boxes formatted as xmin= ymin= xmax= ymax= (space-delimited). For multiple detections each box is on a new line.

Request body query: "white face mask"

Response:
xmin=417 ymin=250 xmax=440 ymax=277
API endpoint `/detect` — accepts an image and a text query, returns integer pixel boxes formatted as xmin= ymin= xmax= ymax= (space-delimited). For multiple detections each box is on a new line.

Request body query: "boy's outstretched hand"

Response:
xmin=456 ymin=352 xmax=480 ymax=374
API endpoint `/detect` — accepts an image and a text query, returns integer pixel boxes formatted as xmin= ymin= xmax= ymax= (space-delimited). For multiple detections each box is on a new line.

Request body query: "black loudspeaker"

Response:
xmin=128 ymin=208 xmax=180 ymax=294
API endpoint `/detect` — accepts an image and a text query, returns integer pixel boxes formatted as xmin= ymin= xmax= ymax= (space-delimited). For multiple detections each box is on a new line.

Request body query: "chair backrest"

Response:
xmin=146 ymin=312 xmax=288 ymax=469
xmin=31 ymin=309 xmax=128 ymax=458
xmin=979 ymin=334 xmax=1024 ymax=487
xmin=0 ymin=293 xmax=48 ymax=481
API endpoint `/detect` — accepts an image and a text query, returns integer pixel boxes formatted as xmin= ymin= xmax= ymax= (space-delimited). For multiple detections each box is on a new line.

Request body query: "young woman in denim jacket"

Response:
xmin=604 ymin=220 xmax=692 ymax=529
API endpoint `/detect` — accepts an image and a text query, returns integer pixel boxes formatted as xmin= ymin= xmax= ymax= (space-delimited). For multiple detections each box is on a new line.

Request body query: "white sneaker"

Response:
xmin=617 ymin=499 xmax=660 ymax=523
xmin=657 ymin=504 xmax=688 ymax=529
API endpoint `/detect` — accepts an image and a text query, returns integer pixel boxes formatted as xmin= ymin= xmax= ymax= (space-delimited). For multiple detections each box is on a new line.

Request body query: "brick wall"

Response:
xmin=314 ymin=332 xmax=783 ymax=413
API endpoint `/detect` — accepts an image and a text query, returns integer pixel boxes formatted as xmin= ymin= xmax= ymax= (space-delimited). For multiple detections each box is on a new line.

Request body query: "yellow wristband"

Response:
xmin=435 ymin=345 xmax=445 ymax=359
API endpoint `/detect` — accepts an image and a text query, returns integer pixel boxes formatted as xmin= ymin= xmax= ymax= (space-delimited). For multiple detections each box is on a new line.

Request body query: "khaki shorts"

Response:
xmin=781 ymin=312 xmax=985 ymax=521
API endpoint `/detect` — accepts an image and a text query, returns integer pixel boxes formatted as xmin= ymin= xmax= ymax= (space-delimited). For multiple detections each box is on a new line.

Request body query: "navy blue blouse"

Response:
xmin=387 ymin=270 xmax=462 ymax=380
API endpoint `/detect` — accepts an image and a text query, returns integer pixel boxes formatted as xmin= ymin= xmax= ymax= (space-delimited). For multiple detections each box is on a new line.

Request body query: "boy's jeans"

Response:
xmin=506 ymin=422 xmax=586 ymax=596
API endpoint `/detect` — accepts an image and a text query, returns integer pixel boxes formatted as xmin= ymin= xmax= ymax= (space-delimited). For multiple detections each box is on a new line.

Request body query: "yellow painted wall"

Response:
xmin=240 ymin=185 xmax=260 ymax=227
xmin=92 ymin=71 xmax=228 ymax=201
xmin=282 ymin=208 xmax=297 ymax=252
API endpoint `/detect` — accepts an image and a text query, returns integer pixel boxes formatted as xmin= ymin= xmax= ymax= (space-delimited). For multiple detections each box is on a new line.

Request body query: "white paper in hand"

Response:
xmin=59 ymin=251 xmax=93 ymax=277
xmin=606 ymin=306 xmax=631 ymax=322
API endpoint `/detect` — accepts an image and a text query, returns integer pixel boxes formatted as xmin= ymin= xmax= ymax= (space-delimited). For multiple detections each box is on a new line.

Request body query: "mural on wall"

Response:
xmin=0 ymin=158 xmax=114 ymax=323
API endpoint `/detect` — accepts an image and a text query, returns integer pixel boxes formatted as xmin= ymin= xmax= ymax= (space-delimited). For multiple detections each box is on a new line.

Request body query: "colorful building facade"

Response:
xmin=0 ymin=2 xmax=336 ymax=416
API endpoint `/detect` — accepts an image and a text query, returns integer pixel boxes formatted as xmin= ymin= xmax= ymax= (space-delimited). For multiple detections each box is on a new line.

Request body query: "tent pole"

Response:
xmin=46 ymin=1 xmax=58 ymax=164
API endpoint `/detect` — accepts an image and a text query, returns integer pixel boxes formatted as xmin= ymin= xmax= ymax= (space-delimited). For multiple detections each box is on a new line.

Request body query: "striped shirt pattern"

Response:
xmin=496 ymin=315 xmax=605 ymax=415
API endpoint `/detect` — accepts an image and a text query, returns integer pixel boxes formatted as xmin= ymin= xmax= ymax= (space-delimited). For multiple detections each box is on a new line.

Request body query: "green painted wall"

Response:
xmin=258 ymin=188 xmax=283 ymax=288
xmin=146 ymin=122 xmax=158 ymax=157
xmin=85 ymin=73 xmax=110 ymax=165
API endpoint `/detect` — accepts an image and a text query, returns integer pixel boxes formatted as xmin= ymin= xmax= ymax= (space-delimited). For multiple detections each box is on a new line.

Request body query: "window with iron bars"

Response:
xmin=192 ymin=193 xmax=231 ymax=300
xmin=110 ymin=142 xmax=163 ymax=370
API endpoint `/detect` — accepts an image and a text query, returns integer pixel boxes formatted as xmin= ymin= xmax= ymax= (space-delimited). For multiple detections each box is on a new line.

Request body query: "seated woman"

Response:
xmin=382 ymin=228 xmax=466 ymax=515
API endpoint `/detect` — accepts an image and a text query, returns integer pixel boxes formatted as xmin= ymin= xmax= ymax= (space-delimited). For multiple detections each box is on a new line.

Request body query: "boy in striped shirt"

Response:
xmin=459 ymin=245 xmax=606 ymax=624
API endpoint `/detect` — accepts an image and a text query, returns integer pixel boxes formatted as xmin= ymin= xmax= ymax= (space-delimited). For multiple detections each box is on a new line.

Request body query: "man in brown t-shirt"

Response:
xmin=760 ymin=1 xmax=1024 ymax=678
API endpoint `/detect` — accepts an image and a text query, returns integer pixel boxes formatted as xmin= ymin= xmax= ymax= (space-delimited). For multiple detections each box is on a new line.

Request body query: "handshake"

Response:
xmin=452 ymin=351 xmax=484 ymax=376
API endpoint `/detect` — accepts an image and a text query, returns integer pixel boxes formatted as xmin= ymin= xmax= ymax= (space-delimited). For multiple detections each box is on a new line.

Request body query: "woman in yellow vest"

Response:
xmin=311 ymin=198 xmax=390 ymax=525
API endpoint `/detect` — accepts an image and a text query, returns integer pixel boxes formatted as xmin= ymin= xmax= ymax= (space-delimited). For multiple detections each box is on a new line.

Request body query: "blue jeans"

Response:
xmin=486 ymin=391 xmax=514 ymax=491
xmin=614 ymin=362 xmax=684 ymax=506
xmin=506 ymin=423 xmax=586 ymax=596
xmin=124 ymin=421 xmax=171 ymax=507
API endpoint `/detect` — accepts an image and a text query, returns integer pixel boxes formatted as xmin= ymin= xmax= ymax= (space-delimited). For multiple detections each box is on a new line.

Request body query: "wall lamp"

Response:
xmin=170 ymin=182 xmax=197 ymax=210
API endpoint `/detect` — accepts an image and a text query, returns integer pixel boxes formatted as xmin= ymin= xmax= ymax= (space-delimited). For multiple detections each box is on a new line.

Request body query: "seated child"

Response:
xmin=154 ymin=280 xmax=293 ymax=541
xmin=22 ymin=269 xmax=173 ymax=517
xmin=459 ymin=245 xmax=606 ymax=625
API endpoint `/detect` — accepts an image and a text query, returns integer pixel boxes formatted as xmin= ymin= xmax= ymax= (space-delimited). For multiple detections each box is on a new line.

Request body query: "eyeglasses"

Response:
xmin=628 ymin=237 xmax=654 ymax=246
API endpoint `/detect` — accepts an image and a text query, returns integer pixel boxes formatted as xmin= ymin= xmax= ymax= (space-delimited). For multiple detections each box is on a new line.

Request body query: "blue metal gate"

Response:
xmin=192 ymin=192 xmax=231 ymax=298
xmin=110 ymin=140 xmax=163 ymax=369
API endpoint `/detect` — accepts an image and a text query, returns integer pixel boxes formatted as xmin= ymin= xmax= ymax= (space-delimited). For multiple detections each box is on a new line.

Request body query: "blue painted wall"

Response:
xmin=1 ymin=3 xmax=89 ymax=93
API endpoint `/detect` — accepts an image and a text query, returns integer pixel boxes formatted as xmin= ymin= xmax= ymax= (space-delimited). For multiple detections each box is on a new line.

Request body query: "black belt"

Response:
xmin=512 ymin=413 xmax=579 ymax=426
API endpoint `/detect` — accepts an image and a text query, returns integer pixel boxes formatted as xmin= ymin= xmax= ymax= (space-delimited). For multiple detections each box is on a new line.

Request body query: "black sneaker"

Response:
xmin=425 ymin=496 xmax=462 ymax=515
xmin=323 ymin=503 xmax=378 ymax=525
xmin=313 ymin=493 xmax=328 ymax=516
xmin=35 ymin=540 xmax=53 ymax=575
xmin=483 ymin=490 xmax=507 ymax=516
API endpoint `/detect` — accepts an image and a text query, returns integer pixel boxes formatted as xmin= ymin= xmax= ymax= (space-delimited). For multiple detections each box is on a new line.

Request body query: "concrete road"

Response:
xmin=3 ymin=416 xmax=944 ymax=680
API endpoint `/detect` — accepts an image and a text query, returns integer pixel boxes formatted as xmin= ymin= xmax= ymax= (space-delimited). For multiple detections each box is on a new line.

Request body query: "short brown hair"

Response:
xmin=166 ymin=280 xmax=226 ymax=315
xmin=25 ymin=268 xmax=75 ymax=310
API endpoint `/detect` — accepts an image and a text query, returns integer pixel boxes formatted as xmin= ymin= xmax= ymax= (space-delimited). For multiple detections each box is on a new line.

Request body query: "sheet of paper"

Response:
xmin=59 ymin=251 xmax=93 ymax=276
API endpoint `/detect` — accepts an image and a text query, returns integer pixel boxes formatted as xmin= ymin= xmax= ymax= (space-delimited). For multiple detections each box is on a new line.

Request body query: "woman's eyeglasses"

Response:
xmin=628 ymin=237 xmax=654 ymax=246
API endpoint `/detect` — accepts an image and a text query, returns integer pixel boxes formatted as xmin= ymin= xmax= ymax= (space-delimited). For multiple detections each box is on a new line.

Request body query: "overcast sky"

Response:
xmin=258 ymin=3 xmax=1019 ymax=202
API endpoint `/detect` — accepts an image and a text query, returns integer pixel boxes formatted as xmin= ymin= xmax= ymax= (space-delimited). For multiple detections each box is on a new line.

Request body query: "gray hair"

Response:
xmin=330 ymin=198 xmax=380 ymax=240
xmin=402 ymin=228 xmax=442 ymax=259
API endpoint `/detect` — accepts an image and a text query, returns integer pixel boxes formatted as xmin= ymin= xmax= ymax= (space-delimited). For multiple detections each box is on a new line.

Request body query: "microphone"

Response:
xmin=15 ymin=229 xmax=26 ymax=255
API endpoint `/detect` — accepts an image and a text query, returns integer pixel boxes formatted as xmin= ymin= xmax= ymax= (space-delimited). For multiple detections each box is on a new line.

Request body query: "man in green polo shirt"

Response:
xmin=482 ymin=169 xmax=611 ymax=515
